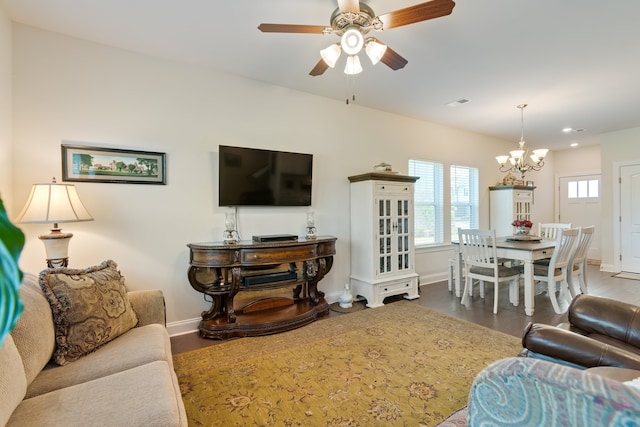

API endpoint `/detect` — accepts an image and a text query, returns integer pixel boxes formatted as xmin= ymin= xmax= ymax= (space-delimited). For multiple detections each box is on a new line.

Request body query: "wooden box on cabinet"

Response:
xmin=489 ymin=185 xmax=535 ymax=237
xmin=348 ymin=173 xmax=420 ymax=308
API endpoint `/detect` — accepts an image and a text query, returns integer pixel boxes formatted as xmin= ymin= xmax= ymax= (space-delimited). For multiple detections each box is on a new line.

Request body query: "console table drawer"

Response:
xmin=241 ymin=246 xmax=317 ymax=265
xmin=190 ymin=248 xmax=237 ymax=266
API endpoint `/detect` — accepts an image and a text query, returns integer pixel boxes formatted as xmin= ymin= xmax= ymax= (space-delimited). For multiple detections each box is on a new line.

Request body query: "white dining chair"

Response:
xmin=517 ymin=227 xmax=580 ymax=314
xmin=535 ymin=222 xmax=573 ymax=266
xmin=458 ymin=228 xmax=521 ymax=314
xmin=538 ymin=222 xmax=572 ymax=239
xmin=567 ymin=226 xmax=595 ymax=297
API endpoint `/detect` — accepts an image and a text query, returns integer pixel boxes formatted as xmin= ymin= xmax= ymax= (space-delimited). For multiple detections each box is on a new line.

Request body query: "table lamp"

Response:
xmin=16 ymin=178 xmax=93 ymax=268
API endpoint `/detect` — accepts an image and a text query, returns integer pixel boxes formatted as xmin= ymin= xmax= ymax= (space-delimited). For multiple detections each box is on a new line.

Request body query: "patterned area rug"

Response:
xmin=173 ymin=301 xmax=521 ymax=426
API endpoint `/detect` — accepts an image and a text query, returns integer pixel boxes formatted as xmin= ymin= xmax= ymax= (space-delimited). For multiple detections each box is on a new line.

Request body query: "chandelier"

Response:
xmin=496 ymin=104 xmax=549 ymax=179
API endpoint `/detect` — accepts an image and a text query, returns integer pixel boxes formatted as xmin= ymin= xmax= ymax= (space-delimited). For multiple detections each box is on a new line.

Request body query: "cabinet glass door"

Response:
xmin=378 ymin=199 xmax=393 ymax=274
xmin=396 ymin=199 xmax=411 ymax=271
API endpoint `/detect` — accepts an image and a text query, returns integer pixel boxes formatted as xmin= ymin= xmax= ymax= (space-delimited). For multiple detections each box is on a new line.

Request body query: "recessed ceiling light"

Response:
xmin=562 ymin=127 xmax=573 ymax=133
xmin=446 ymin=98 xmax=470 ymax=107
xmin=570 ymin=142 xmax=579 ymax=147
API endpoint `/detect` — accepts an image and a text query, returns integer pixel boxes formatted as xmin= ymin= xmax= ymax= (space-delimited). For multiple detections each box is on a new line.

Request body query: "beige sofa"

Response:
xmin=0 ymin=270 xmax=187 ymax=427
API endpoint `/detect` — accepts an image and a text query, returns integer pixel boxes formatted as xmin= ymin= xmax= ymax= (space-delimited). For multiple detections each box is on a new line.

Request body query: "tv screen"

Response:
xmin=218 ymin=145 xmax=313 ymax=206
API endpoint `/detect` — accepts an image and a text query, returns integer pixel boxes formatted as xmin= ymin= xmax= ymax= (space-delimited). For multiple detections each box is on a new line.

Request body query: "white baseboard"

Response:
xmin=419 ymin=273 xmax=448 ymax=286
xmin=167 ymin=318 xmax=200 ymax=337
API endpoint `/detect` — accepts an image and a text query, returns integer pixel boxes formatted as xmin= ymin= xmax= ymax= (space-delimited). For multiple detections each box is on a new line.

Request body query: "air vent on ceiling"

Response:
xmin=446 ymin=98 xmax=470 ymax=107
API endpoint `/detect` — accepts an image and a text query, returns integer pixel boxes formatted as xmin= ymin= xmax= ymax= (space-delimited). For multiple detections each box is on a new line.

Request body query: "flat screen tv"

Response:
xmin=218 ymin=145 xmax=313 ymax=206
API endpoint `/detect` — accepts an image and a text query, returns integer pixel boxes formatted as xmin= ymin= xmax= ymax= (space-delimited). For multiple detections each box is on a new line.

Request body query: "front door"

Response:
xmin=620 ymin=164 xmax=640 ymax=273
xmin=558 ymin=174 xmax=601 ymax=261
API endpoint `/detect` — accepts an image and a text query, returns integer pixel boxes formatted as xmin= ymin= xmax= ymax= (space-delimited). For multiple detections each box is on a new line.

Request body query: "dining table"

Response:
xmin=452 ymin=236 xmax=556 ymax=316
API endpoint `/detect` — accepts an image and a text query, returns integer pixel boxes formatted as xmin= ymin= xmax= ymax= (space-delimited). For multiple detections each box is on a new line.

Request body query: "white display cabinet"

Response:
xmin=489 ymin=185 xmax=535 ymax=237
xmin=348 ymin=173 xmax=420 ymax=308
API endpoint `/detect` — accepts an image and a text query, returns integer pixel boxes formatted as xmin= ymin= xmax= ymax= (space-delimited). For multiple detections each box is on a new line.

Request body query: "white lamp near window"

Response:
xmin=16 ymin=178 xmax=93 ymax=267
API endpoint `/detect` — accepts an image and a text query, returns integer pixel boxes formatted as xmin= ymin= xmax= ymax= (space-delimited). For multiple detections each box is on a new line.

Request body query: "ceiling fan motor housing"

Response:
xmin=329 ymin=3 xmax=379 ymax=35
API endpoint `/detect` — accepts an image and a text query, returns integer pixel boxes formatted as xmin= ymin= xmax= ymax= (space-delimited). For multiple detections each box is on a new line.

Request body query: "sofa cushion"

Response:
xmin=39 ymin=260 xmax=138 ymax=365
xmin=0 ymin=335 xmax=27 ymax=427
xmin=7 ymin=360 xmax=188 ymax=427
xmin=25 ymin=323 xmax=172 ymax=398
xmin=10 ymin=274 xmax=55 ymax=385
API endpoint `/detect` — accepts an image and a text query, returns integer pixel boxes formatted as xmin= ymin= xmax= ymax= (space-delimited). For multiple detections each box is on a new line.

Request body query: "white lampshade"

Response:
xmin=320 ymin=44 xmax=341 ymax=68
xmin=509 ymin=150 xmax=525 ymax=160
xmin=17 ymin=181 xmax=93 ymax=225
xmin=365 ymin=39 xmax=387 ymax=65
xmin=496 ymin=155 xmax=510 ymax=166
xmin=532 ymin=148 xmax=549 ymax=159
xmin=344 ymin=55 xmax=363 ymax=75
xmin=341 ymin=27 xmax=364 ymax=55
xmin=16 ymin=179 xmax=93 ymax=267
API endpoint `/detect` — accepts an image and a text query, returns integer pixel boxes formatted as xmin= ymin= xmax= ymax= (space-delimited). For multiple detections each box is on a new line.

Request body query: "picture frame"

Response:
xmin=61 ymin=144 xmax=166 ymax=185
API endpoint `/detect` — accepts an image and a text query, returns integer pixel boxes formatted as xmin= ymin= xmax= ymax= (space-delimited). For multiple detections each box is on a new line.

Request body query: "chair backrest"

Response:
xmin=538 ymin=222 xmax=572 ymax=239
xmin=548 ymin=227 xmax=580 ymax=270
xmin=569 ymin=226 xmax=595 ymax=267
xmin=457 ymin=228 xmax=499 ymax=272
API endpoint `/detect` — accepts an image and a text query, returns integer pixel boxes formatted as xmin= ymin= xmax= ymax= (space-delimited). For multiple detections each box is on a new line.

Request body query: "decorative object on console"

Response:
xmin=496 ymin=104 xmax=549 ymax=180
xmin=305 ymin=211 xmax=317 ymax=239
xmin=223 ymin=211 xmax=239 ymax=244
xmin=512 ymin=219 xmax=533 ymax=235
xmin=258 ymin=0 xmax=456 ymax=77
xmin=16 ymin=178 xmax=93 ymax=268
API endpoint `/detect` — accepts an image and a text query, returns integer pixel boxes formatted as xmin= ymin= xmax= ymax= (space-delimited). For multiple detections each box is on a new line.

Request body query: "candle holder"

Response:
xmin=223 ymin=211 xmax=239 ymax=244
xmin=305 ymin=211 xmax=317 ymax=240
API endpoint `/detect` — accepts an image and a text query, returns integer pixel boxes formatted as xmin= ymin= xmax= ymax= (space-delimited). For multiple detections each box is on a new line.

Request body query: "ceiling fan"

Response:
xmin=258 ymin=0 xmax=456 ymax=76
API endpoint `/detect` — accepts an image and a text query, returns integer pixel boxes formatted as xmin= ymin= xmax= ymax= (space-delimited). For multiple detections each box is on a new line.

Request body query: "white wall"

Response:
xmin=0 ymin=8 xmax=11 ymax=205
xmin=11 ymin=24 xmax=558 ymax=330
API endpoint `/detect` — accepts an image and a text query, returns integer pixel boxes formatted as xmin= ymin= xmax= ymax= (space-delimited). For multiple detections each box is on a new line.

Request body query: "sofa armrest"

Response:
xmin=522 ymin=323 xmax=640 ymax=370
xmin=468 ymin=357 xmax=640 ymax=426
xmin=127 ymin=290 xmax=166 ymax=327
xmin=569 ymin=294 xmax=640 ymax=348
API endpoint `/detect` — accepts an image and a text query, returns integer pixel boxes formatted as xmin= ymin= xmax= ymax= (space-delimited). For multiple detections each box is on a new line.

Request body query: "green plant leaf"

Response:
xmin=0 ymin=197 xmax=25 ymax=346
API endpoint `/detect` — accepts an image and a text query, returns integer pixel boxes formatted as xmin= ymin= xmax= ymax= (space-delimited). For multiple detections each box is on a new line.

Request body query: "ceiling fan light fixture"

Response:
xmin=365 ymin=39 xmax=387 ymax=65
xmin=320 ymin=43 xmax=341 ymax=68
xmin=344 ymin=55 xmax=363 ymax=75
xmin=341 ymin=27 xmax=364 ymax=55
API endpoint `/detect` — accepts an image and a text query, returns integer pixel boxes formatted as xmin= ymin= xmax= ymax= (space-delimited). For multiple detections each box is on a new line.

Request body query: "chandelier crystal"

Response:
xmin=496 ymin=104 xmax=549 ymax=180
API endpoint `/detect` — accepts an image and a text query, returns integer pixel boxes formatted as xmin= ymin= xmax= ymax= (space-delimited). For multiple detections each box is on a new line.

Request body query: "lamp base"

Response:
xmin=38 ymin=230 xmax=73 ymax=268
xmin=46 ymin=257 xmax=69 ymax=268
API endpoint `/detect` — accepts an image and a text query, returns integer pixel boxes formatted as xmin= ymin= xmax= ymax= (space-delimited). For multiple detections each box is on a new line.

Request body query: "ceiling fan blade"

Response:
xmin=337 ymin=0 xmax=360 ymax=14
xmin=258 ymin=23 xmax=327 ymax=34
xmin=380 ymin=46 xmax=408 ymax=70
xmin=378 ymin=0 xmax=456 ymax=30
xmin=309 ymin=59 xmax=330 ymax=76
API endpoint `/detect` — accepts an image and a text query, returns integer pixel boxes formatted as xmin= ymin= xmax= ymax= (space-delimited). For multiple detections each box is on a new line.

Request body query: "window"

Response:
xmin=409 ymin=159 xmax=444 ymax=245
xmin=567 ymin=179 xmax=599 ymax=199
xmin=450 ymin=165 xmax=479 ymax=237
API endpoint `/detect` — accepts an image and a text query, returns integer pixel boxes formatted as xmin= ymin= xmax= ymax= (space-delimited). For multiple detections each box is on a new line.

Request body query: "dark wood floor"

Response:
xmin=171 ymin=264 xmax=640 ymax=354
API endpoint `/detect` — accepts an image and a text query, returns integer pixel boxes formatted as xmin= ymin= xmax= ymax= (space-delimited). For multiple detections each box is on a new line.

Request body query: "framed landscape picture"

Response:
xmin=61 ymin=144 xmax=166 ymax=185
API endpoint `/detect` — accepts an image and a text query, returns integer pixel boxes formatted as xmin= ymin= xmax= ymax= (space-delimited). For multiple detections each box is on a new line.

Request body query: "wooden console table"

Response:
xmin=187 ymin=236 xmax=336 ymax=339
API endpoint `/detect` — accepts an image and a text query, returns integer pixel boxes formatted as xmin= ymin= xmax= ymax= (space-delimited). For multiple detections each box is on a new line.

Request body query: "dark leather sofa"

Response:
xmin=520 ymin=293 xmax=640 ymax=370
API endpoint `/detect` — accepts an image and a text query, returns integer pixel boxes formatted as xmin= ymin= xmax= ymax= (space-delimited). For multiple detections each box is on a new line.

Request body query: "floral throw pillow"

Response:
xmin=39 ymin=260 xmax=138 ymax=365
